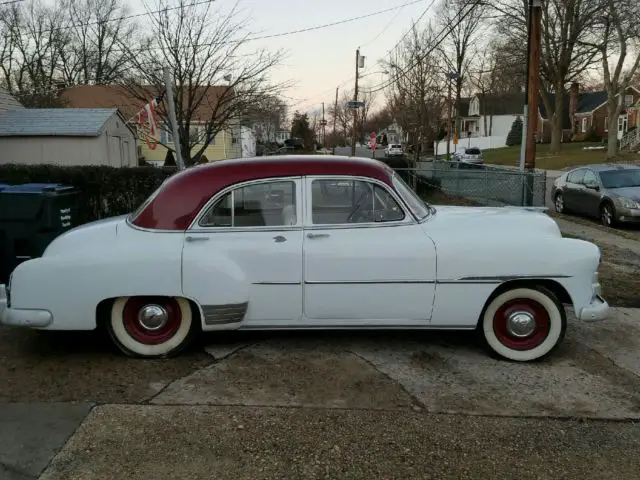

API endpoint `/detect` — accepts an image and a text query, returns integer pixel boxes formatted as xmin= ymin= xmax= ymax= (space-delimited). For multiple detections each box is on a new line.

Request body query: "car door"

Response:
xmin=301 ymin=176 xmax=437 ymax=325
xmin=574 ymin=169 xmax=602 ymax=218
xmin=182 ymin=177 xmax=303 ymax=328
xmin=563 ymin=168 xmax=586 ymax=211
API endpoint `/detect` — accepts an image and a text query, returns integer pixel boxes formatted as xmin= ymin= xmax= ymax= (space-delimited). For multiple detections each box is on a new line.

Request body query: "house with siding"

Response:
xmin=537 ymin=83 xmax=640 ymax=142
xmin=61 ymin=85 xmax=242 ymax=165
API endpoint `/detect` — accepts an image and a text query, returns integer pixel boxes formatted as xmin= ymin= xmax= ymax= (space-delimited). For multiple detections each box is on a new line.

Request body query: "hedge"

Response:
xmin=0 ymin=164 xmax=177 ymax=225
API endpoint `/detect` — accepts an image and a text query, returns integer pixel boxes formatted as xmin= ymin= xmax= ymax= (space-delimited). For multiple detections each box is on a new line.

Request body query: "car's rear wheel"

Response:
xmin=554 ymin=192 xmax=565 ymax=213
xmin=600 ymin=202 xmax=615 ymax=227
xmin=108 ymin=296 xmax=196 ymax=358
xmin=480 ymin=286 xmax=566 ymax=362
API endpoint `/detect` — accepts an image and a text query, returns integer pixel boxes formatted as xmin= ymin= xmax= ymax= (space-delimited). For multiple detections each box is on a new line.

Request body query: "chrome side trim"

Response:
xmin=456 ymin=274 xmax=571 ymax=281
xmin=252 ymin=281 xmax=301 ymax=285
xmin=201 ymin=302 xmax=248 ymax=325
xmin=304 ymin=280 xmax=435 ymax=285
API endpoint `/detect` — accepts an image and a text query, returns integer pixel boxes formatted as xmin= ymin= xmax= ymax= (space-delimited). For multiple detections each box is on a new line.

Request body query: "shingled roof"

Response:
xmin=0 ymin=108 xmax=125 ymax=137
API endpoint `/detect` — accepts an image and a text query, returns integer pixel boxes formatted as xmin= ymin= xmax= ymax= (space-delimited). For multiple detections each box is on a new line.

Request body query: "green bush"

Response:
xmin=0 ymin=164 xmax=176 ymax=225
xmin=506 ymin=116 xmax=523 ymax=146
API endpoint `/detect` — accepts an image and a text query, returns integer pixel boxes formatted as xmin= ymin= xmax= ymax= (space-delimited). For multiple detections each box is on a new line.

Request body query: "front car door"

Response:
xmin=301 ymin=176 xmax=437 ymax=325
xmin=563 ymin=168 xmax=586 ymax=211
xmin=182 ymin=177 xmax=303 ymax=329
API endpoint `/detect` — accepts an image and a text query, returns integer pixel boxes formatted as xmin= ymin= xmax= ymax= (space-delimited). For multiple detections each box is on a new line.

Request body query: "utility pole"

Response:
xmin=446 ymin=78 xmax=453 ymax=160
xmin=332 ymin=87 xmax=338 ymax=155
xmin=351 ymin=48 xmax=360 ymax=157
xmin=523 ymin=0 xmax=542 ymax=205
xmin=322 ymin=102 xmax=326 ymax=151
xmin=164 ymin=66 xmax=185 ymax=171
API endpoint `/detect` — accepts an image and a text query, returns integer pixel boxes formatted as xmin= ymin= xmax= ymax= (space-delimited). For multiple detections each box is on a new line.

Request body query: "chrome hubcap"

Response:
xmin=506 ymin=311 xmax=536 ymax=338
xmin=555 ymin=196 xmax=563 ymax=211
xmin=138 ymin=304 xmax=169 ymax=331
xmin=603 ymin=208 xmax=612 ymax=225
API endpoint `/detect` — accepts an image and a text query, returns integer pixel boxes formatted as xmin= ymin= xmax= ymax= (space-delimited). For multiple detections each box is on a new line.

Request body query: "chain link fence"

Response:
xmin=396 ymin=160 xmax=548 ymax=207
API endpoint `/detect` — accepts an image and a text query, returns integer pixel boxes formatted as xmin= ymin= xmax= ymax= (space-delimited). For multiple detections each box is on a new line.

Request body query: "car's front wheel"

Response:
xmin=480 ymin=286 xmax=566 ymax=362
xmin=108 ymin=296 xmax=196 ymax=358
xmin=600 ymin=202 xmax=616 ymax=227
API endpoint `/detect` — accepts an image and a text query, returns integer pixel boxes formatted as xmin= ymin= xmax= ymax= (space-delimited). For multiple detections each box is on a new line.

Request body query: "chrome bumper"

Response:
xmin=577 ymin=295 xmax=610 ymax=322
xmin=0 ymin=284 xmax=53 ymax=328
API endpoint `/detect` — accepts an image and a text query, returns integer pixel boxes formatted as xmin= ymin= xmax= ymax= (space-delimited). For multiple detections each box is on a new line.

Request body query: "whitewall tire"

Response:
xmin=481 ymin=286 xmax=566 ymax=362
xmin=108 ymin=296 xmax=195 ymax=358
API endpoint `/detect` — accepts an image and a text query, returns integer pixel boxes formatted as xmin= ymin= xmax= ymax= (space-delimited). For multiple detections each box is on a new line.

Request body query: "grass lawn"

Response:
xmin=482 ymin=142 xmax=640 ymax=170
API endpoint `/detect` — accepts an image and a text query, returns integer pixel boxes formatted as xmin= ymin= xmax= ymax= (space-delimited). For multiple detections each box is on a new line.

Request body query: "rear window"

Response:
xmin=465 ymin=148 xmax=481 ymax=155
xmin=391 ymin=144 xmax=402 ymax=148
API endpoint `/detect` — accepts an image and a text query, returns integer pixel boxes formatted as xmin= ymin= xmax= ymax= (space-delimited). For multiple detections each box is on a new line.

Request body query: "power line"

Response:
xmin=365 ymin=0 xmax=484 ymax=94
xmin=360 ymin=0 xmax=411 ymax=48
xmin=0 ymin=0 xmax=25 ymax=6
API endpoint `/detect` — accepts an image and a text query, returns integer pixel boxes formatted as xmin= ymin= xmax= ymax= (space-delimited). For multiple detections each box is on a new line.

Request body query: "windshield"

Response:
xmin=599 ymin=169 xmax=640 ymax=189
xmin=465 ymin=148 xmax=481 ymax=155
xmin=391 ymin=172 xmax=431 ymax=220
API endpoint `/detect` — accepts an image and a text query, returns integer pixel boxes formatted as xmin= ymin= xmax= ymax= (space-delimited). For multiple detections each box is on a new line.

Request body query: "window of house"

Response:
xmin=160 ymin=128 xmax=173 ymax=144
xmin=581 ymin=118 xmax=588 ymax=133
xmin=310 ymin=179 xmax=405 ymax=225
xmin=189 ymin=125 xmax=206 ymax=144
xmin=231 ymin=132 xmax=238 ymax=144
xmin=625 ymin=94 xmax=634 ymax=107
xmin=199 ymin=180 xmax=297 ymax=228
xmin=604 ymin=117 xmax=608 ymax=132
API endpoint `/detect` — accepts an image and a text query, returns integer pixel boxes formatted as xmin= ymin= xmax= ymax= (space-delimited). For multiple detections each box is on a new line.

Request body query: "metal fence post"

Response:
xmin=484 ymin=167 xmax=489 ymax=205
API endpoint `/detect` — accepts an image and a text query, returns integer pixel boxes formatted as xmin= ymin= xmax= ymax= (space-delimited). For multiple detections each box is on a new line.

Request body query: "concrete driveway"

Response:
xmin=3 ymin=307 xmax=640 ymax=479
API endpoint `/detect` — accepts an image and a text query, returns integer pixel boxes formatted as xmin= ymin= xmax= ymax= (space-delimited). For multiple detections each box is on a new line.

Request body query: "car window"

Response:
xmin=310 ymin=179 xmax=405 ymax=225
xmin=583 ymin=170 xmax=598 ymax=186
xmin=599 ymin=169 xmax=640 ymax=189
xmin=199 ymin=180 xmax=297 ymax=227
xmin=392 ymin=173 xmax=430 ymax=220
xmin=567 ymin=169 xmax=585 ymax=184
xmin=465 ymin=148 xmax=481 ymax=155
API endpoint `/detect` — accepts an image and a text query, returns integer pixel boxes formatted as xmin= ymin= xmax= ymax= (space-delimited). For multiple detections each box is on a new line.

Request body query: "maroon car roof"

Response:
xmin=131 ymin=155 xmax=395 ymax=230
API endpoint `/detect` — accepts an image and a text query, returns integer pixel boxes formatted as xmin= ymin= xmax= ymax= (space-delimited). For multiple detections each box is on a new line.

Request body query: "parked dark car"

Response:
xmin=551 ymin=163 xmax=640 ymax=227
xmin=284 ymin=137 xmax=305 ymax=151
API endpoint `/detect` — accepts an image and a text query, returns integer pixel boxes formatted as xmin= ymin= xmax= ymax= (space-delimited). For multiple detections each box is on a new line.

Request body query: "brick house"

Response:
xmin=537 ymin=83 xmax=640 ymax=142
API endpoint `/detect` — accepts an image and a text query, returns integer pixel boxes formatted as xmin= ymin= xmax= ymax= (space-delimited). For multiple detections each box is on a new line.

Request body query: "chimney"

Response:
xmin=569 ymin=82 xmax=579 ymax=131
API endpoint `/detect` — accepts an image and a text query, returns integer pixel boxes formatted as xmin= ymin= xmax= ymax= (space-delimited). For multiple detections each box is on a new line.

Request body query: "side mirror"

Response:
xmin=586 ymin=183 xmax=600 ymax=191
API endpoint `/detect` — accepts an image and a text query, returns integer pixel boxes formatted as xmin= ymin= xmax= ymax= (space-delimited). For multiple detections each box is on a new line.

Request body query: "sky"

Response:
xmin=128 ymin=0 xmax=437 ymax=116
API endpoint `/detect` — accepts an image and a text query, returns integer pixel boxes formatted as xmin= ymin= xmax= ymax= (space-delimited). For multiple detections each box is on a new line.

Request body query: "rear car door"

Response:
xmin=574 ymin=169 xmax=602 ymax=217
xmin=563 ymin=169 xmax=586 ymax=211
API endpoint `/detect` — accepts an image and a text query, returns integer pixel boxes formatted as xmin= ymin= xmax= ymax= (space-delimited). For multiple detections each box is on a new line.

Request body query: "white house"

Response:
xmin=436 ymin=92 xmax=524 ymax=152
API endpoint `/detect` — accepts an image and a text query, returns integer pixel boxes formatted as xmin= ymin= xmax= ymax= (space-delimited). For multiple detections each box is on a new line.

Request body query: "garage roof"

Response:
xmin=0 ymin=108 xmax=124 ymax=137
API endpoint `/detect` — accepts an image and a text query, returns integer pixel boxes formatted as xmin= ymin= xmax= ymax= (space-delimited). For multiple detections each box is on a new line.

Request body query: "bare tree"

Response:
xmin=328 ymin=90 xmax=353 ymax=146
xmin=58 ymin=0 xmax=138 ymax=85
xmin=436 ymin=0 xmax=486 ymax=138
xmin=385 ymin=24 xmax=445 ymax=162
xmin=493 ymin=0 xmax=602 ymax=153
xmin=118 ymin=0 xmax=285 ymax=165
xmin=357 ymin=88 xmax=377 ymax=144
xmin=587 ymin=0 xmax=640 ymax=157
xmin=245 ymin=94 xmax=287 ymax=144
xmin=0 ymin=0 xmax=69 ymax=106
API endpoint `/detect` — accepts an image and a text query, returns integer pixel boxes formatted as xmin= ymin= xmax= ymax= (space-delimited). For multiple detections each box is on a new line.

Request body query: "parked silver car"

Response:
xmin=452 ymin=146 xmax=483 ymax=164
xmin=551 ymin=163 xmax=640 ymax=227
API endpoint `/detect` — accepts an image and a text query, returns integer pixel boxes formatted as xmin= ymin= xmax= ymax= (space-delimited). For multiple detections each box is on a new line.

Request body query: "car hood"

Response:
xmin=606 ymin=186 xmax=640 ymax=201
xmin=43 ymin=215 xmax=128 ymax=256
xmin=424 ymin=205 xmax=561 ymax=239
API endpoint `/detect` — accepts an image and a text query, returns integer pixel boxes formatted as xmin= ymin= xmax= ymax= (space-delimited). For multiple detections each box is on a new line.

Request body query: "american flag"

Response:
xmin=136 ymin=92 xmax=165 ymax=149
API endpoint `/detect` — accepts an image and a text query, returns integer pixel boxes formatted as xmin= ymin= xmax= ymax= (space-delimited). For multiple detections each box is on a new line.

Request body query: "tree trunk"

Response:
xmin=606 ymin=100 xmax=620 ymax=159
xmin=549 ymin=91 xmax=564 ymax=154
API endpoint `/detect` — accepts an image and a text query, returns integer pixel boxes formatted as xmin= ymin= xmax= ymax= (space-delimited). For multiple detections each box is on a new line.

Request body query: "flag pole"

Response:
xmin=164 ymin=66 xmax=185 ymax=171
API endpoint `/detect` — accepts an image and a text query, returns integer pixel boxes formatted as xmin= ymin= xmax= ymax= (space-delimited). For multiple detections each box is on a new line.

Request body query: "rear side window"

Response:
xmin=567 ymin=169 xmax=585 ymax=184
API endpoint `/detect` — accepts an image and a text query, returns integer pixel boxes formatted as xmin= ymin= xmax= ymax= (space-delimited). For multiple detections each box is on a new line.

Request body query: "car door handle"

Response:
xmin=185 ymin=236 xmax=210 ymax=243
xmin=273 ymin=235 xmax=287 ymax=243
xmin=307 ymin=233 xmax=330 ymax=239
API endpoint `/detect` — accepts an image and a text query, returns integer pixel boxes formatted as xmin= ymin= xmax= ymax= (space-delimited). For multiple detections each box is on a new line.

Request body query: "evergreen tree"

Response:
xmin=506 ymin=116 xmax=523 ymax=146
xmin=164 ymin=149 xmax=177 ymax=167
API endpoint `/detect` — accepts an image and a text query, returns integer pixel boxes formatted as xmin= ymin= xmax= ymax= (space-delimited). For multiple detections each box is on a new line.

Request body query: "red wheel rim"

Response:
xmin=492 ymin=298 xmax=551 ymax=351
xmin=122 ymin=297 xmax=182 ymax=345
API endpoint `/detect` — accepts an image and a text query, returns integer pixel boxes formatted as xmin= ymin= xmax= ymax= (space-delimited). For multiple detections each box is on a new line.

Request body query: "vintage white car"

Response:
xmin=0 ymin=156 xmax=609 ymax=361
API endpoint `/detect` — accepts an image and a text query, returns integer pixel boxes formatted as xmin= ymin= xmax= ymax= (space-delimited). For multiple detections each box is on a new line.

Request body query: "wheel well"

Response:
xmin=95 ymin=296 xmax=203 ymax=332
xmin=599 ymin=198 xmax=614 ymax=210
xmin=487 ymin=279 xmax=572 ymax=306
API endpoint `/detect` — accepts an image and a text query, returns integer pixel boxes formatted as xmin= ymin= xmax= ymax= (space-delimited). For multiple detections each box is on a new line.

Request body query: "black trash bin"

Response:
xmin=0 ymin=183 xmax=78 ymax=283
